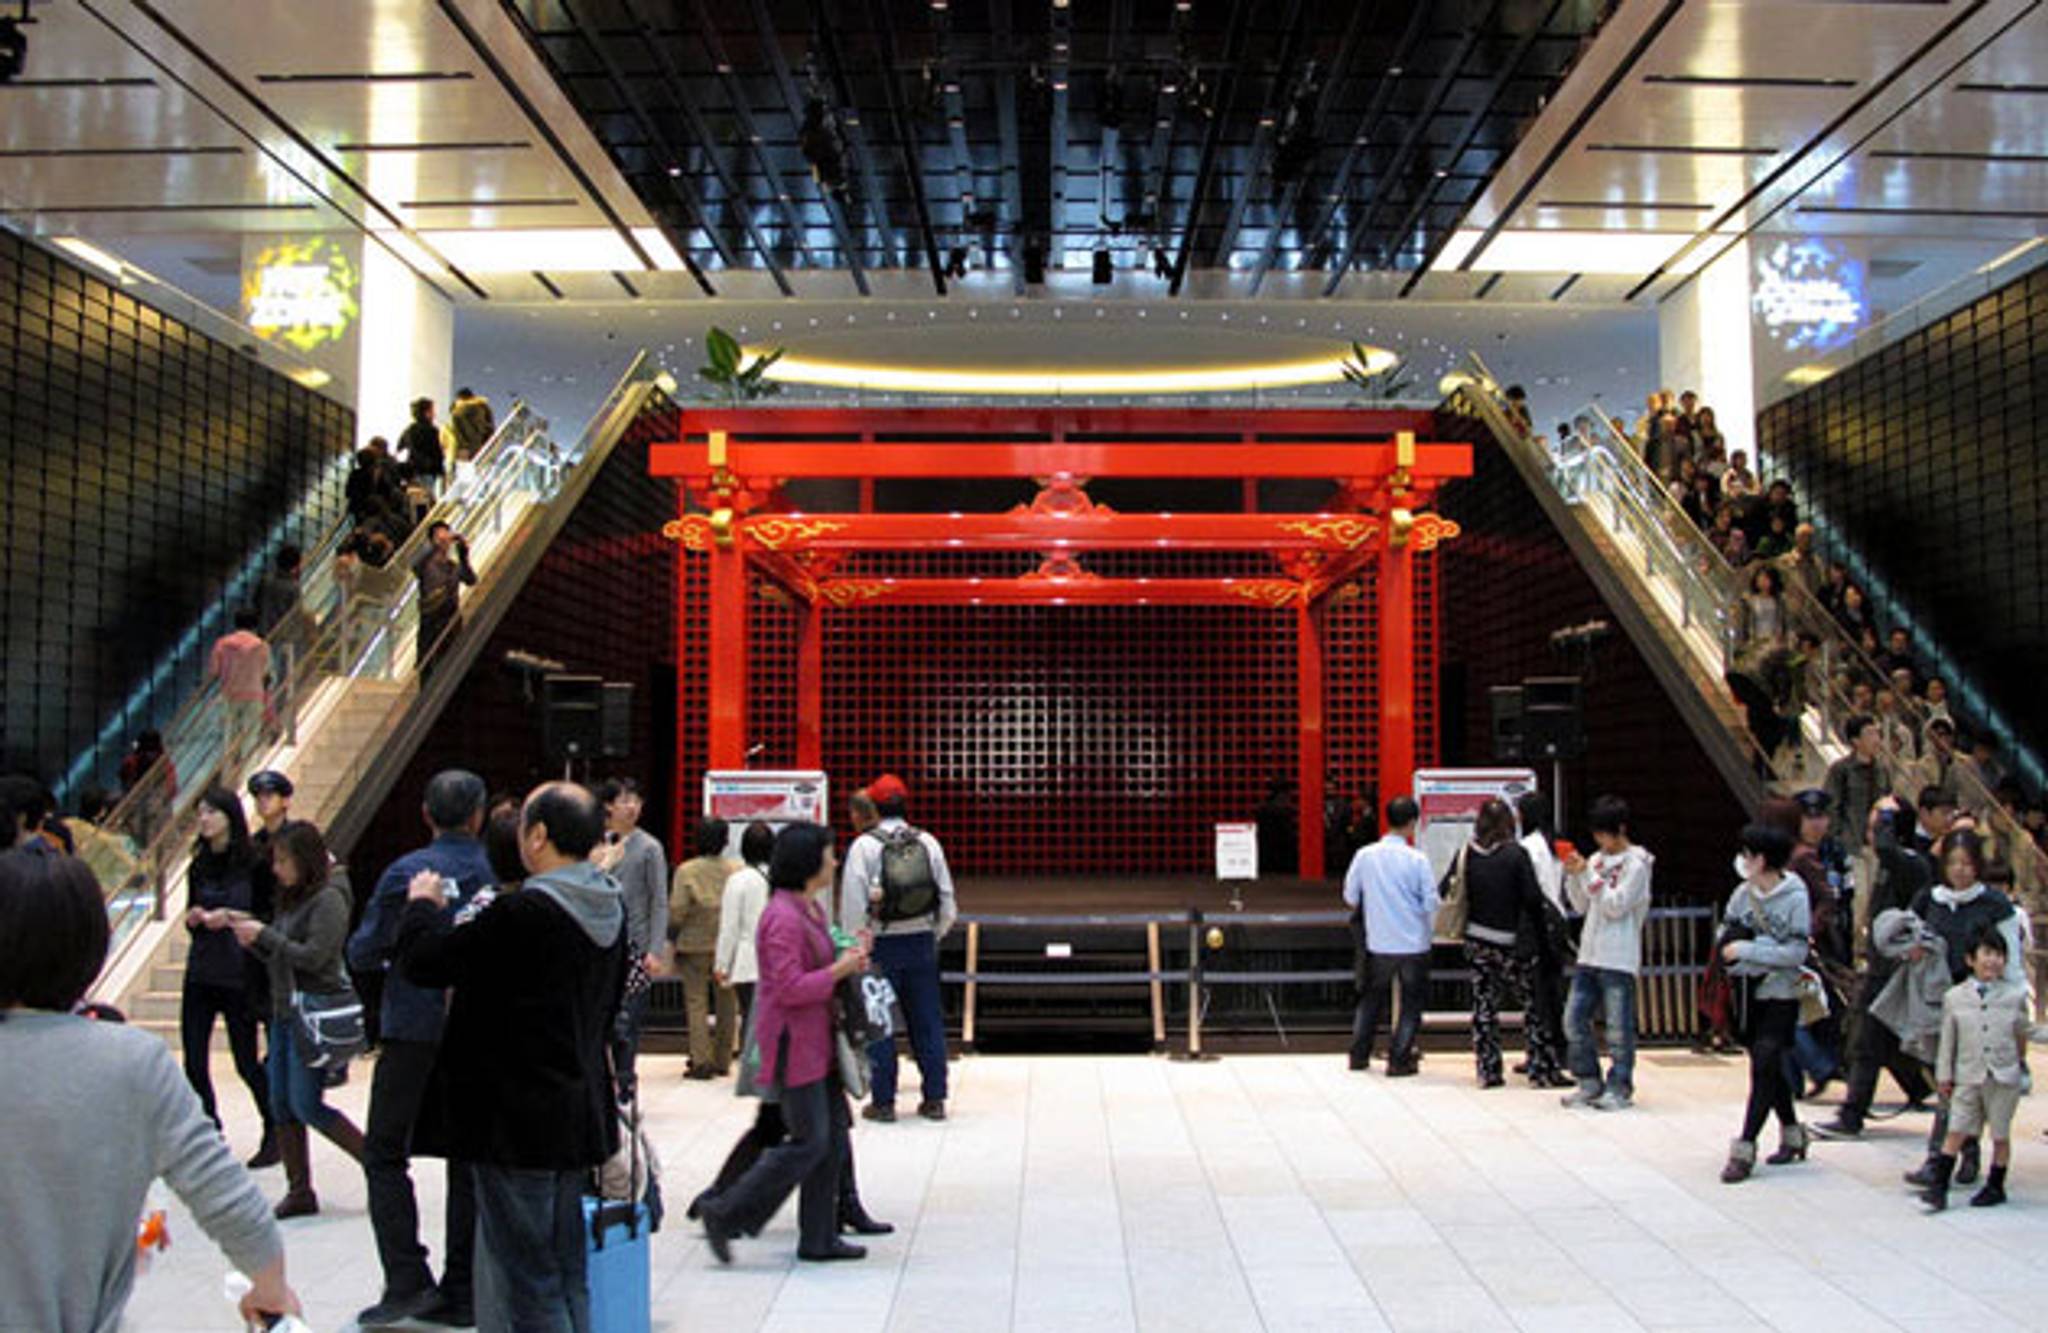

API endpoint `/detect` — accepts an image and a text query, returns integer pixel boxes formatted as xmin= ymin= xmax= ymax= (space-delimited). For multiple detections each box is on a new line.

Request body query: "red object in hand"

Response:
xmin=1554 ymin=839 xmax=1577 ymax=863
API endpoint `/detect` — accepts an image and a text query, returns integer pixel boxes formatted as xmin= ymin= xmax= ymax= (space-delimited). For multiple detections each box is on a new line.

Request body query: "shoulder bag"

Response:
xmin=1433 ymin=845 xmax=1471 ymax=941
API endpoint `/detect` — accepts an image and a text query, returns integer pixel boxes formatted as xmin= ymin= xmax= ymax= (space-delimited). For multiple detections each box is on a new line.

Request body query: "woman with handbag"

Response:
xmin=1456 ymin=799 xmax=1566 ymax=1089
xmin=1717 ymin=822 xmax=1812 ymax=1183
xmin=698 ymin=822 xmax=871 ymax=1264
xmin=221 ymin=820 xmax=365 ymax=1217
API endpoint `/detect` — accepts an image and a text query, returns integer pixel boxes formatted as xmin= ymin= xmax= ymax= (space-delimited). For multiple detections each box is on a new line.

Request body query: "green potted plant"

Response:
xmin=1339 ymin=340 xmax=1413 ymax=402
xmin=697 ymin=326 xmax=786 ymax=404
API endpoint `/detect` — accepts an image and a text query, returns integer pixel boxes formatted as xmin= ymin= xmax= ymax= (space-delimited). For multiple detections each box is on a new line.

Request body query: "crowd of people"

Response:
xmin=0 ymin=761 xmax=958 ymax=1330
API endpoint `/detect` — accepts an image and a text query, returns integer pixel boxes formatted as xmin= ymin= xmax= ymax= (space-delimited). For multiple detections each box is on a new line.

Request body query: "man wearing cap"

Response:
xmin=240 ymin=770 xmax=295 ymax=1172
xmin=840 ymin=775 xmax=956 ymax=1122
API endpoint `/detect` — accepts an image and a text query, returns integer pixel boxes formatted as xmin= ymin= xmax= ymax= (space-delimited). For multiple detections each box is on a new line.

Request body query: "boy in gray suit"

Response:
xmin=1921 ymin=928 xmax=2030 ymax=1210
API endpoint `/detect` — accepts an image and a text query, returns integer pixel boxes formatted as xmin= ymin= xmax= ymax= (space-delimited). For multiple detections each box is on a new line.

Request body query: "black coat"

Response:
xmin=396 ymin=890 xmax=625 ymax=1170
xmin=1454 ymin=841 xmax=1547 ymax=955
xmin=185 ymin=848 xmax=254 ymax=989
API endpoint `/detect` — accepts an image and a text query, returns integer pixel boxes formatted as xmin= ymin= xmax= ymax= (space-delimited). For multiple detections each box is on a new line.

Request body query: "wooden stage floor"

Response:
xmin=956 ymin=875 xmax=1341 ymax=918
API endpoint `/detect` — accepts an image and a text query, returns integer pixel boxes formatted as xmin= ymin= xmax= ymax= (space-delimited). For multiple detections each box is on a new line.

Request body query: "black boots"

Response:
xmin=1972 ymin=1165 xmax=2009 ymax=1208
xmin=1955 ymin=1138 xmax=1982 ymax=1185
xmin=1919 ymin=1152 xmax=1956 ymax=1211
xmin=246 ymin=1124 xmax=281 ymax=1171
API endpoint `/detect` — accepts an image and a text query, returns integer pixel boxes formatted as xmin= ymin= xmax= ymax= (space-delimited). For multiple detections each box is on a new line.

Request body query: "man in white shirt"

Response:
xmin=840 ymin=775 xmax=956 ymax=1122
xmin=1342 ymin=797 xmax=1438 ymax=1076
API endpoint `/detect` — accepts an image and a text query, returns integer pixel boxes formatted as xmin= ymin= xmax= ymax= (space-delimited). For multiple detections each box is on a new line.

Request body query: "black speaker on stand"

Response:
xmin=1489 ymin=686 xmax=1525 ymax=762
xmin=541 ymin=674 xmax=604 ymax=776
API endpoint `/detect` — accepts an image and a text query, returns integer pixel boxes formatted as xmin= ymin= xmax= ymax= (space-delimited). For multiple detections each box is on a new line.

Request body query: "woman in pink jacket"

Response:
xmin=699 ymin=822 xmax=870 ymax=1263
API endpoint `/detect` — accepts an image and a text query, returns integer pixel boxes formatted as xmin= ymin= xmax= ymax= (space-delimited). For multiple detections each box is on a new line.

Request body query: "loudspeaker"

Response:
xmin=1521 ymin=675 xmax=1584 ymax=760
xmin=1489 ymin=686 xmax=1524 ymax=762
xmin=541 ymin=674 xmax=603 ymax=761
xmin=600 ymin=682 xmax=634 ymax=759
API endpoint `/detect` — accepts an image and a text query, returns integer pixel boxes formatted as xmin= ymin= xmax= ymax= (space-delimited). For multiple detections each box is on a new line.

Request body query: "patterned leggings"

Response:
xmin=1465 ymin=941 xmax=1564 ymax=1083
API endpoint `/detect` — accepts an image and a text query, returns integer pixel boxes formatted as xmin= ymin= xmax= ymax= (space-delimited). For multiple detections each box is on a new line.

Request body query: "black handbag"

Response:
xmin=291 ymin=985 xmax=366 ymax=1070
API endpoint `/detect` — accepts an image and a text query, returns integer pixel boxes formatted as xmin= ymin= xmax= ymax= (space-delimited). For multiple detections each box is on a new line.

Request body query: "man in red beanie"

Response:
xmin=839 ymin=775 xmax=956 ymax=1121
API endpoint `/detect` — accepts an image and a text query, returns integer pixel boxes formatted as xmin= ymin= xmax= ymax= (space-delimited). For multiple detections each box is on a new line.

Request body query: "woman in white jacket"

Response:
xmin=714 ymin=822 xmax=775 ymax=1021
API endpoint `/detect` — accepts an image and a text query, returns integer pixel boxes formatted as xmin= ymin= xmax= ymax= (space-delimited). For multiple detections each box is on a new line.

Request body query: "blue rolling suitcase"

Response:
xmin=583 ymin=1195 xmax=652 ymax=1333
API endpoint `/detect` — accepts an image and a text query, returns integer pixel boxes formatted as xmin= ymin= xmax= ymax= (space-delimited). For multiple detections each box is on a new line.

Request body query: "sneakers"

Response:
xmin=1559 ymin=1084 xmax=1602 ymax=1109
xmin=1592 ymin=1089 xmax=1634 ymax=1112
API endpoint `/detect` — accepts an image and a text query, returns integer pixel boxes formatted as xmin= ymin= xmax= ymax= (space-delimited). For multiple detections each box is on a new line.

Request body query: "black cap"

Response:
xmin=1793 ymin=788 xmax=1830 ymax=816
xmin=246 ymin=770 xmax=294 ymax=799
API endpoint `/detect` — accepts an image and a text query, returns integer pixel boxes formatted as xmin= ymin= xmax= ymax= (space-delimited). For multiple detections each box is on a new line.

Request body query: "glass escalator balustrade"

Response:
xmin=1458 ymin=356 xmax=2042 ymax=902
xmin=86 ymin=355 xmax=664 ymax=976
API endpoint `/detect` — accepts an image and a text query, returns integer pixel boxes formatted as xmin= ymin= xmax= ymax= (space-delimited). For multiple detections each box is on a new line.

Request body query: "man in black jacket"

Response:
xmin=398 ymin=399 xmax=445 ymax=496
xmin=397 ymin=782 xmax=626 ymax=1331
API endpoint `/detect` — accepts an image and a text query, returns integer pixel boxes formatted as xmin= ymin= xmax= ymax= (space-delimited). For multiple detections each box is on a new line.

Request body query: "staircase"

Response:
xmin=87 ymin=353 xmax=672 ymax=1021
xmin=1454 ymin=358 xmax=2044 ymax=900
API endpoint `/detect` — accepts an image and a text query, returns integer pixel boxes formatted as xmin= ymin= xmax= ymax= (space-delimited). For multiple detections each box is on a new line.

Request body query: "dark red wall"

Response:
xmin=350 ymin=405 xmax=679 ymax=879
xmin=1435 ymin=413 xmax=1745 ymax=901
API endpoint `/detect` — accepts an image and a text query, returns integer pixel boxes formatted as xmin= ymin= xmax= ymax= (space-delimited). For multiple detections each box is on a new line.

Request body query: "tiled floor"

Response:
xmin=132 ymin=1048 xmax=2048 ymax=1332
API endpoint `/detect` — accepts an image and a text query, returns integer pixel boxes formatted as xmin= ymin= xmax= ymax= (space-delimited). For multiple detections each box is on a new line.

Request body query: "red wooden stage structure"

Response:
xmin=651 ymin=408 xmax=1471 ymax=881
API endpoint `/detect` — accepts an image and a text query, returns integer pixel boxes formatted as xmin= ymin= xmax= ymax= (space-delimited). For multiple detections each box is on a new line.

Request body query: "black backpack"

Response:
xmin=870 ymin=825 xmax=940 ymax=923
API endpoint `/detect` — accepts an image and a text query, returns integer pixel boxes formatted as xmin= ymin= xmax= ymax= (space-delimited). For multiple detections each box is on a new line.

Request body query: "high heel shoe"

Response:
xmin=1720 ymin=1139 xmax=1755 ymax=1184
xmin=1765 ymin=1123 xmax=1809 ymax=1166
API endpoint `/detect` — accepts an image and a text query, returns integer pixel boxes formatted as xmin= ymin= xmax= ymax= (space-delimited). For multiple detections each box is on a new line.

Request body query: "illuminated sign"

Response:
xmin=243 ymin=238 xmax=358 ymax=354
xmin=1753 ymin=239 xmax=1864 ymax=353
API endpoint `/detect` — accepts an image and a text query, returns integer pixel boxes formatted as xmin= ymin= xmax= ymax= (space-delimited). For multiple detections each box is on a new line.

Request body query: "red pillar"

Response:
xmin=706 ymin=530 xmax=748 ymax=769
xmin=796 ymin=600 xmax=824 ymax=768
xmin=1297 ymin=601 xmax=1325 ymax=882
xmin=1378 ymin=539 xmax=1416 ymax=806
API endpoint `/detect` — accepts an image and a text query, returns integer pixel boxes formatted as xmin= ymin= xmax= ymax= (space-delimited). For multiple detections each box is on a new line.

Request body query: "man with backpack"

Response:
xmin=839 ymin=775 xmax=956 ymax=1123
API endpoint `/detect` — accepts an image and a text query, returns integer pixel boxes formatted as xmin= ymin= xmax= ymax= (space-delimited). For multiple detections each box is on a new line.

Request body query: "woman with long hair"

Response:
xmin=699 ymin=822 xmax=873 ymax=1263
xmin=181 ymin=786 xmax=276 ymax=1166
xmin=1457 ymin=798 xmax=1562 ymax=1088
xmin=1718 ymin=823 xmax=1811 ymax=1183
xmin=220 ymin=820 xmax=364 ymax=1217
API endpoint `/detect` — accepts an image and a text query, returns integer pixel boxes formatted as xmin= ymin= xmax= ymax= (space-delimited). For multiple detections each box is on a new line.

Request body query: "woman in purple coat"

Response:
xmin=699 ymin=822 xmax=871 ymax=1263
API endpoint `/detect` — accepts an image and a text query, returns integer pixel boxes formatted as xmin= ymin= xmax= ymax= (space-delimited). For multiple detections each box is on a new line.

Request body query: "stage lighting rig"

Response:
xmin=1548 ymin=619 xmax=1612 ymax=681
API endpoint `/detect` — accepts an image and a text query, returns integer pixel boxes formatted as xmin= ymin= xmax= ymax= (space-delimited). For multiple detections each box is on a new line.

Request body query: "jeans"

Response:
xmin=366 ymin=1039 xmax=474 ymax=1303
xmin=706 ymin=1076 xmax=848 ymax=1254
xmin=1350 ymin=951 xmax=1429 ymax=1067
xmin=472 ymin=1165 xmax=588 ymax=1333
xmin=868 ymin=932 xmax=948 ymax=1108
xmin=1565 ymin=966 xmax=1638 ymax=1097
xmin=267 ymin=1017 xmax=347 ymax=1134
xmin=180 ymin=980 xmax=270 ymax=1131
xmin=1781 ymin=1021 xmax=1840 ymax=1094
xmin=1740 ymin=998 xmax=1801 ymax=1142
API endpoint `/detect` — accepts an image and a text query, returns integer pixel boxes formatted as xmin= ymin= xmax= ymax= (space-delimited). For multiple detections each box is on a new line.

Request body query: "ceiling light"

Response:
xmin=1430 ymin=228 xmax=1707 ymax=275
xmin=421 ymin=227 xmax=644 ymax=272
xmin=52 ymin=236 xmax=127 ymax=281
xmin=286 ymin=366 xmax=333 ymax=390
xmin=747 ymin=349 xmax=1395 ymax=396
xmin=1783 ymin=364 xmax=1836 ymax=387
xmin=631 ymin=228 xmax=687 ymax=271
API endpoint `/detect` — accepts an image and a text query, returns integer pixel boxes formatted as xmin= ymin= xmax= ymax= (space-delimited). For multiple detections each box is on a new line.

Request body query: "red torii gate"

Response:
xmin=650 ymin=407 xmax=1471 ymax=880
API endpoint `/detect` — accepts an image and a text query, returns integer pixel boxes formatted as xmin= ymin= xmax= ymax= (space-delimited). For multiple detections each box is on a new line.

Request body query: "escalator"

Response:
xmin=89 ymin=353 xmax=672 ymax=1020
xmin=1453 ymin=357 xmax=2042 ymax=899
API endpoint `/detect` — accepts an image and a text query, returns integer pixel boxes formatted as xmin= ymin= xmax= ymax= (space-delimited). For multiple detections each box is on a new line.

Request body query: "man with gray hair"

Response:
xmin=346 ymin=769 xmax=493 ymax=1328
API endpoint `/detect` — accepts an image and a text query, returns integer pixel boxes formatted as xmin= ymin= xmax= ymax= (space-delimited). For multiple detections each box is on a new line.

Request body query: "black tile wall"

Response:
xmin=0 ymin=229 xmax=355 ymax=786
xmin=1757 ymin=264 xmax=2047 ymax=735
xmin=1436 ymin=412 xmax=1747 ymax=902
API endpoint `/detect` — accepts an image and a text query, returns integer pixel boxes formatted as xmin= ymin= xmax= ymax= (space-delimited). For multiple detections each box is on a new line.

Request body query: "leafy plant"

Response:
xmin=1339 ymin=341 xmax=1414 ymax=401
xmin=697 ymin=326 xmax=786 ymax=404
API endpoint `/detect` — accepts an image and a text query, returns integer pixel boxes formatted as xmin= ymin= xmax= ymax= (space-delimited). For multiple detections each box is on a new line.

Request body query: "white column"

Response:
xmin=1658 ymin=239 xmax=1757 ymax=468
xmin=355 ymin=241 xmax=454 ymax=444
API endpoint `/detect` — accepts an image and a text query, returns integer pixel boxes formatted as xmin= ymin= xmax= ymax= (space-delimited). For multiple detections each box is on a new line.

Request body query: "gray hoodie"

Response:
xmin=525 ymin=859 xmax=625 ymax=949
xmin=1721 ymin=875 xmax=1809 ymax=1001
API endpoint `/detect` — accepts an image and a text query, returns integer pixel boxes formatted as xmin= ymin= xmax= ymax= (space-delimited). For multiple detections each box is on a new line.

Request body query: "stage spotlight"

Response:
xmin=945 ymin=245 xmax=970 ymax=279
xmin=1023 ymin=239 xmax=1046 ymax=285
xmin=1091 ymin=247 xmax=1113 ymax=284
xmin=0 ymin=16 xmax=25 ymax=84
xmin=1151 ymin=246 xmax=1173 ymax=280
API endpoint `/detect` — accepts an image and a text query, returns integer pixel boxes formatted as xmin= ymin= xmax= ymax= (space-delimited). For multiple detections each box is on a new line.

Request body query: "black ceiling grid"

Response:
xmin=503 ymin=0 xmax=1605 ymax=288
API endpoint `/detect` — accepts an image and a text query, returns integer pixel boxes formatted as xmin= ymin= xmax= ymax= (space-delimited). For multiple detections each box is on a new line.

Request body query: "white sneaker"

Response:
xmin=1559 ymin=1085 xmax=1602 ymax=1109
xmin=1592 ymin=1089 xmax=1634 ymax=1111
